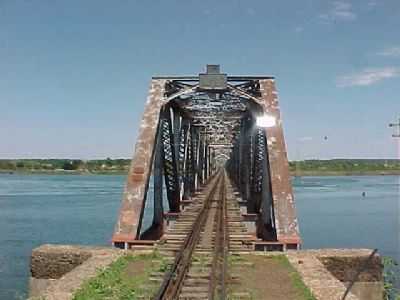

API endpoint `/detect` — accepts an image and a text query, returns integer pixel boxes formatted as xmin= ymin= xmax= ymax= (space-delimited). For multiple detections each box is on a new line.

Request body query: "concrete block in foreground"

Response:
xmin=29 ymin=244 xmax=125 ymax=300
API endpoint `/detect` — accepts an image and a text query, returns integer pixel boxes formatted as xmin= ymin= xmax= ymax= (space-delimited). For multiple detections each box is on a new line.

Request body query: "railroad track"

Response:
xmin=152 ymin=169 xmax=255 ymax=300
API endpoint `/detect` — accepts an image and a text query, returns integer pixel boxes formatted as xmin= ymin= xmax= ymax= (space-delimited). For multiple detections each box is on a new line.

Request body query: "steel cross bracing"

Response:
xmin=112 ymin=66 xmax=300 ymax=250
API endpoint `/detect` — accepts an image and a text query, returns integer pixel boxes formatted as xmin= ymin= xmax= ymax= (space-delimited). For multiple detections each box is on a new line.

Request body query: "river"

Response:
xmin=0 ymin=174 xmax=398 ymax=299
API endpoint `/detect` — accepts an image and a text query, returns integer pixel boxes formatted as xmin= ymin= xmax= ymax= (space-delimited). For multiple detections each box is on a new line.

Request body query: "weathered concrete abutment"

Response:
xmin=287 ymin=249 xmax=383 ymax=300
xmin=29 ymin=245 xmax=125 ymax=300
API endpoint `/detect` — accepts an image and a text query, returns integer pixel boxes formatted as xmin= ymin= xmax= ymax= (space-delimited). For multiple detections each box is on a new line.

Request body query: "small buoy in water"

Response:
xmin=362 ymin=192 xmax=366 ymax=197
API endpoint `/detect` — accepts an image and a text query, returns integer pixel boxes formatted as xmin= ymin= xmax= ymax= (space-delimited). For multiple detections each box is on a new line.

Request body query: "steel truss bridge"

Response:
xmin=112 ymin=65 xmax=300 ymax=251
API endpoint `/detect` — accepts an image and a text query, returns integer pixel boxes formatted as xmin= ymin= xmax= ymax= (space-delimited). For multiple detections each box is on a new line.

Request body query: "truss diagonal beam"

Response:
xmin=161 ymin=108 xmax=180 ymax=212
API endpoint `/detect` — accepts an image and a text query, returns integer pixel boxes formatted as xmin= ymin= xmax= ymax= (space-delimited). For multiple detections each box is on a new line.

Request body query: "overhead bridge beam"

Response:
xmin=152 ymin=76 xmax=275 ymax=81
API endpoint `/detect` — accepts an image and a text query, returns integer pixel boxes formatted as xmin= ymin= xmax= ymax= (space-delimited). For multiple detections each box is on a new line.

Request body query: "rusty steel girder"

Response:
xmin=258 ymin=79 xmax=300 ymax=246
xmin=112 ymin=80 xmax=166 ymax=247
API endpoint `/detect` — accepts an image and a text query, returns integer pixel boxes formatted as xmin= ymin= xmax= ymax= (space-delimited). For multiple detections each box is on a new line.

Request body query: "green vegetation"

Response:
xmin=73 ymin=252 xmax=169 ymax=300
xmin=73 ymin=252 xmax=315 ymax=300
xmin=383 ymin=257 xmax=400 ymax=300
xmin=0 ymin=158 xmax=130 ymax=174
xmin=290 ymin=159 xmax=400 ymax=176
xmin=0 ymin=158 xmax=399 ymax=176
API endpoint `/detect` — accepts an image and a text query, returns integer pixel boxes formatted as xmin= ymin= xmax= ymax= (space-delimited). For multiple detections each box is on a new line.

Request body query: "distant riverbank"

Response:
xmin=0 ymin=169 xmax=128 ymax=175
xmin=1 ymin=169 xmax=400 ymax=177
xmin=291 ymin=170 xmax=400 ymax=176
xmin=0 ymin=158 xmax=399 ymax=177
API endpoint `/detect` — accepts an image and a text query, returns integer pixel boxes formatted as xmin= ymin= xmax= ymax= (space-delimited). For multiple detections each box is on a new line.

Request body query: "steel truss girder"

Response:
xmin=177 ymin=119 xmax=190 ymax=199
xmin=190 ymin=125 xmax=200 ymax=192
xmin=160 ymin=108 xmax=180 ymax=212
xmin=112 ymin=73 xmax=300 ymax=249
xmin=183 ymin=124 xmax=193 ymax=199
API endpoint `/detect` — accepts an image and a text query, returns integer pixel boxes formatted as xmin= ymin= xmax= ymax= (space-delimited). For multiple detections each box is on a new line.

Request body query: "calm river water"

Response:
xmin=0 ymin=174 xmax=398 ymax=299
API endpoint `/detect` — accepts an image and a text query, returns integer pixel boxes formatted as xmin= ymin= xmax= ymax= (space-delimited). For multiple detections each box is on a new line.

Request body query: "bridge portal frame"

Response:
xmin=112 ymin=71 xmax=300 ymax=250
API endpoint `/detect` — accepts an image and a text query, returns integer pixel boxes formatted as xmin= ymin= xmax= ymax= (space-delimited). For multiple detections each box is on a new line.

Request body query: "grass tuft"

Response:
xmin=73 ymin=253 xmax=162 ymax=300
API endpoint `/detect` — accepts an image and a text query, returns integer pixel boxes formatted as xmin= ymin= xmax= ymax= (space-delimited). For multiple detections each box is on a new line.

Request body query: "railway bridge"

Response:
xmin=112 ymin=65 xmax=300 ymax=251
xmin=27 ymin=65 xmax=384 ymax=300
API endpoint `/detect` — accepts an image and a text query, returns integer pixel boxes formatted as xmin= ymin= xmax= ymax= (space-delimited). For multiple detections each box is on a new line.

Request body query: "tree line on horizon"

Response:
xmin=0 ymin=158 xmax=130 ymax=172
xmin=0 ymin=158 xmax=399 ymax=173
xmin=289 ymin=159 xmax=400 ymax=174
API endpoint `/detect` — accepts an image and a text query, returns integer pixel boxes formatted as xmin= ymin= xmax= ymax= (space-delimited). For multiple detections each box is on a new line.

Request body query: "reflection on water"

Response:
xmin=0 ymin=174 xmax=398 ymax=299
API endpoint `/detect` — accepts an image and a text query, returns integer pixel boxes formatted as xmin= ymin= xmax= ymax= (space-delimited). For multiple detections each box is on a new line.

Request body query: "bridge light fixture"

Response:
xmin=256 ymin=115 xmax=276 ymax=128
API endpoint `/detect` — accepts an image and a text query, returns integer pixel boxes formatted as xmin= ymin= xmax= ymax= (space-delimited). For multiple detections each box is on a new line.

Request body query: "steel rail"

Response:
xmin=153 ymin=171 xmax=223 ymax=300
xmin=220 ymin=171 xmax=229 ymax=300
xmin=208 ymin=172 xmax=225 ymax=299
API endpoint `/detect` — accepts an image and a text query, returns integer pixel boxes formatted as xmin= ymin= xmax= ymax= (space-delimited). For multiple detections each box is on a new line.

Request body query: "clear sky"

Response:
xmin=1 ymin=0 xmax=399 ymax=160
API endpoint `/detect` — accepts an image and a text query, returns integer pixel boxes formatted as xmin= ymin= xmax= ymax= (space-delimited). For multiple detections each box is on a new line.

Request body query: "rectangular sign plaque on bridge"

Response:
xmin=199 ymin=73 xmax=227 ymax=90
xmin=199 ymin=64 xmax=227 ymax=90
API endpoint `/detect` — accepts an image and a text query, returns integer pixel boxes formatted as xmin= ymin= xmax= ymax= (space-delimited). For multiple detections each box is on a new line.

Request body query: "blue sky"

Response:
xmin=1 ymin=0 xmax=399 ymax=160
